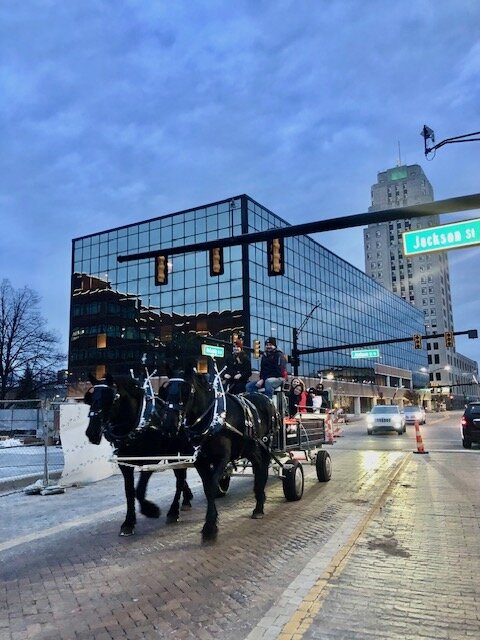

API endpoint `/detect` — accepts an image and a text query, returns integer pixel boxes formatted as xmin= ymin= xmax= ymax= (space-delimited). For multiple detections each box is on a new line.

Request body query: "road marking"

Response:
xmin=0 ymin=504 xmax=127 ymax=553
xmin=245 ymin=452 xmax=412 ymax=640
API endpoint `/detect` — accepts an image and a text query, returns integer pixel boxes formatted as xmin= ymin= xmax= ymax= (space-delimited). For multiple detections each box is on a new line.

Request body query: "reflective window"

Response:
xmin=69 ymin=195 xmax=427 ymax=381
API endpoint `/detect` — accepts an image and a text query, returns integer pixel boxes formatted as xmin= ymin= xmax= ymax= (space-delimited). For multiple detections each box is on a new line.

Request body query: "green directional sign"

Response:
xmin=402 ymin=218 xmax=480 ymax=256
xmin=351 ymin=348 xmax=380 ymax=359
xmin=201 ymin=344 xmax=225 ymax=358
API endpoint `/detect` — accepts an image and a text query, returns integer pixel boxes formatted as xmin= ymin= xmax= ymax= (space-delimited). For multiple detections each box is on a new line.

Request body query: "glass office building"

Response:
xmin=69 ymin=195 xmax=427 ymax=388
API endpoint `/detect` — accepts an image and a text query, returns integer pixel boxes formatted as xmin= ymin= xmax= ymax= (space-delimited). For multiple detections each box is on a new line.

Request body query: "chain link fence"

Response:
xmin=0 ymin=400 xmax=64 ymax=488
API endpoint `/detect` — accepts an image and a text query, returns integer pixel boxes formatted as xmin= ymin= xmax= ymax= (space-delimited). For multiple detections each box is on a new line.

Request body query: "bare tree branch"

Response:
xmin=0 ymin=279 xmax=66 ymax=399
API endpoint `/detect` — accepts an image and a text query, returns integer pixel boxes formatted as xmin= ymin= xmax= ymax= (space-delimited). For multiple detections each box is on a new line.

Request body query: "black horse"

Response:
xmin=165 ymin=368 xmax=281 ymax=541
xmin=84 ymin=373 xmax=194 ymax=536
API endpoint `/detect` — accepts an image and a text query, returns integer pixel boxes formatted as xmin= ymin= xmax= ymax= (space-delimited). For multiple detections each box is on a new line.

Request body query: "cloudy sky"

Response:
xmin=1 ymin=0 xmax=479 ymax=366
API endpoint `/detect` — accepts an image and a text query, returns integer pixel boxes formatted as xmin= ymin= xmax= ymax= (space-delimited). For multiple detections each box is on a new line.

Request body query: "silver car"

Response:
xmin=366 ymin=405 xmax=406 ymax=435
xmin=404 ymin=405 xmax=426 ymax=425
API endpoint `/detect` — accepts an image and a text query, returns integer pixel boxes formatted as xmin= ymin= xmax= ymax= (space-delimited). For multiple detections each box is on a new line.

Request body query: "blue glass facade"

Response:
xmin=69 ymin=195 xmax=427 ymax=387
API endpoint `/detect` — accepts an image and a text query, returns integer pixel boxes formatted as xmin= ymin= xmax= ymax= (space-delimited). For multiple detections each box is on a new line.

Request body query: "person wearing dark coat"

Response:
xmin=246 ymin=337 xmax=287 ymax=399
xmin=222 ymin=339 xmax=252 ymax=394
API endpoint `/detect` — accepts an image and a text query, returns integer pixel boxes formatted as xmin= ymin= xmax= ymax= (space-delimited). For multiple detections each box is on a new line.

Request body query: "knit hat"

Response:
xmin=265 ymin=337 xmax=277 ymax=347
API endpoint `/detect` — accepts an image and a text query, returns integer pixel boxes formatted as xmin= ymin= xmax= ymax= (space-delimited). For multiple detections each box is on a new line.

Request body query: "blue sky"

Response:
xmin=1 ymin=1 xmax=479 ymax=366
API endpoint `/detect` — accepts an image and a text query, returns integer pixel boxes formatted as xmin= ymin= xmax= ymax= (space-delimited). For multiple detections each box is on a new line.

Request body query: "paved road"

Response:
xmin=333 ymin=410 xmax=463 ymax=452
xmin=1 ymin=411 xmax=479 ymax=640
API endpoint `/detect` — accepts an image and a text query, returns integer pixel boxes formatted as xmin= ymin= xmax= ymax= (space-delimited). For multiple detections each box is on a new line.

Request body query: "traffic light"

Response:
xmin=267 ymin=237 xmax=285 ymax=276
xmin=413 ymin=334 xmax=422 ymax=349
xmin=253 ymin=340 xmax=261 ymax=358
xmin=155 ymin=255 xmax=168 ymax=285
xmin=209 ymin=247 xmax=224 ymax=276
xmin=444 ymin=331 xmax=454 ymax=348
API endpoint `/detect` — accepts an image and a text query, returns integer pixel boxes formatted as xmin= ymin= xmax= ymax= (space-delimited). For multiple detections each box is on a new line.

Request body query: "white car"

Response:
xmin=366 ymin=405 xmax=406 ymax=435
xmin=404 ymin=405 xmax=426 ymax=425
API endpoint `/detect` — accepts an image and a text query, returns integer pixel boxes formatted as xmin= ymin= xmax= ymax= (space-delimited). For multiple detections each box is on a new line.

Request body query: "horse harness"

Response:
xmin=167 ymin=375 xmax=272 ymax=457
xmin=91 ymin=379 xmax=166 ymax=446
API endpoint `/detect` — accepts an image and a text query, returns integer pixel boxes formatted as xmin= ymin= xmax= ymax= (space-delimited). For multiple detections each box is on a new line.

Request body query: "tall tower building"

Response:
xmin=363 ymin=164 xmax=455 ymax=391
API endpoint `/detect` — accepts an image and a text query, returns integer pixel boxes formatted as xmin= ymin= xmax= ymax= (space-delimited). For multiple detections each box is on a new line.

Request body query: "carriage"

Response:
xmin=85 ymin=347 xmax=332 ymax=539
xmin=112 ymin=355 xmax=332 ymax=502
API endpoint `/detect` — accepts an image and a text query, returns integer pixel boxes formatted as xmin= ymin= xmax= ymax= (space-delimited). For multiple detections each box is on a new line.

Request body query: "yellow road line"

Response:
xmin=278 ymin=452 xmax=412 ymax=640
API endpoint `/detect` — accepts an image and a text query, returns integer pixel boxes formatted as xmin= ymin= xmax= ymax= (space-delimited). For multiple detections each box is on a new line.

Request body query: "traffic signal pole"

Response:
xmin=118 ymin=193 xmax=480 ymax=264
xmin=292 ymin=328 xmax=299 ymax=376
xmin=294 ymin=329 xmax=478 ymax=359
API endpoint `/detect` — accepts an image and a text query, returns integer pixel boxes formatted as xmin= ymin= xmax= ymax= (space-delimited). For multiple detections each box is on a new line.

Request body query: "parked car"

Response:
xmin=461 ymin=402 xmax=480 ymax=449
xmin=404 ymin=405 xmax=426 ymax=425
xmin=366 ymin=405 xmax=406 ymax=435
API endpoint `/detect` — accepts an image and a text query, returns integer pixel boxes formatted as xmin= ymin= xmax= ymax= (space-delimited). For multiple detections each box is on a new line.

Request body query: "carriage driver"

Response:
xmin=246 ymin=337 xmax=288 ymax=399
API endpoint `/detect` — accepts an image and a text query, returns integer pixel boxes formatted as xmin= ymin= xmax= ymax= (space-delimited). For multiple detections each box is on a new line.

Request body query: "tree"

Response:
xmin=0 ymin=280 xmax=65 ymax=399
xmin=403 ymin=389 xmax=421 ymax=406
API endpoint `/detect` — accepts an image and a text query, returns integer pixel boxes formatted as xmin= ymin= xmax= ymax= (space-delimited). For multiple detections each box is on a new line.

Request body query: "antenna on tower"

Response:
xmin=397 ymin=141 xmax=402 ymax=166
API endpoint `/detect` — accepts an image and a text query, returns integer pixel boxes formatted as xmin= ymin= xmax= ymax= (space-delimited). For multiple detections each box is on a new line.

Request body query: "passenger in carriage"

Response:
xmin=288 ymin=378 xmax=308 ymax=416
xmin=222 ymin=338 xmax=252 ymax=394
xmin=246 ymin=337 xmax=288 ymax=399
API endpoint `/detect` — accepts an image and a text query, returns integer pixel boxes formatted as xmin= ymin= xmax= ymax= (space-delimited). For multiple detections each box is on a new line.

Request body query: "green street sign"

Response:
xmin=201 ymin=344 xmax=225 ymax=358
xmin=351 ymin=348 xmax=380 ymax=359
xmin=402 ymin=218 xmax=480 ymax=256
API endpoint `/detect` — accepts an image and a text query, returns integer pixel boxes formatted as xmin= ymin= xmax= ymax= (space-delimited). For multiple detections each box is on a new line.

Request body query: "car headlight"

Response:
xmin=366 ymin=416 xmax=374 ymax=425
xmin=392 ymin=416 xmax=401 ymax=425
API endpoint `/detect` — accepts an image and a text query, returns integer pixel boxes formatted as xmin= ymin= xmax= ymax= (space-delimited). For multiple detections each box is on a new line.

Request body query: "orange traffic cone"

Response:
xmin=325 ymin=411 xmax=334 ymax=445
xmin=413 ymin=419 xmax=428 ymax=454
xmin=333 ymin=416 xmax=344 ymax=438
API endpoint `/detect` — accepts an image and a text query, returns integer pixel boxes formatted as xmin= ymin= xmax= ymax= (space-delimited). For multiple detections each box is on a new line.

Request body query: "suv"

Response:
xmin=404 ymin=406 xmax=426 ymax=425
xmin=366 ymin=405 xmax=406 ymax=435
xmin=461 ymin=402 xmax=480 ymax=449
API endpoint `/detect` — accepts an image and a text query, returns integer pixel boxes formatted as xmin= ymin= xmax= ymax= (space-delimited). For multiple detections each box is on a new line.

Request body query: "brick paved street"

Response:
xmin=1 ymin=447 xmax=479 ymax=639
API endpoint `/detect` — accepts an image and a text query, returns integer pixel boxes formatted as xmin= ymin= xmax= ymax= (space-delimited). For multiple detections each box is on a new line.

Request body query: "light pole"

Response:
xmin=325 ymin=372 xmax=334 ymax=409
xmin=292 ymin=300 xmax=322 ymax=376
xmin=428 ymin=365 xmax=451 ymax=410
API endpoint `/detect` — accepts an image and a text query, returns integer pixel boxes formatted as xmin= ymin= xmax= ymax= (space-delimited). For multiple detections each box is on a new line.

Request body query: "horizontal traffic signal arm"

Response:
xmin=295 ymin=329 xmax=478 ymax=356
xmin=117 ymin=193 xmax=480 ymax=263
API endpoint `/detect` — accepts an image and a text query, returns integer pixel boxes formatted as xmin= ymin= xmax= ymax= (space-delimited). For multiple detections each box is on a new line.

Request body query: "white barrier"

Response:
xmin=59 ymin=403 xmax=119 ymax=485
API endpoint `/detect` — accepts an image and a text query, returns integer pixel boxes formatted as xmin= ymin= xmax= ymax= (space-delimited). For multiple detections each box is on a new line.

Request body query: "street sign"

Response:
xmin=351 ymin=348 xmax=380 ymax=359
xmin=201 ymin=344 xmax=225 ymax=358
xmin=402 ymin=217 xmax=480 ymax=256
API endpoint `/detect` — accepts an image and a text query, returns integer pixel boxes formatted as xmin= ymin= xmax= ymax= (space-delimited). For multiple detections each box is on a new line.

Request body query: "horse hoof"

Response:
xmin=166 ymin=515 xmax=180 ymax=524
xmin=202 ymin=525 xmax=218 ymax=542
xmin=119 ymin=527 xmax=135 ymax=536
xmin=140 ymin=503 xmax=161 ymax=519
xmin=251 ymin=511 xmax=264 ymax=520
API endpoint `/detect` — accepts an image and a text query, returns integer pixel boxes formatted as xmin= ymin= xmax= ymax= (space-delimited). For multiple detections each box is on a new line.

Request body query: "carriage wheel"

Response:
xmin=282 ymin=461 xmax=304 ymax=501
xmin=316 ymin=450 xmax=332 ymax=482
xmin=216 ymin=473 xmax=231 ymax=497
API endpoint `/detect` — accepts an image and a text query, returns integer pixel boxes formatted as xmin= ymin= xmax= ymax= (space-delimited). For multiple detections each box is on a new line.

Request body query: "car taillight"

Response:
xmin=461 ymin=417 xmax=468 ymax=427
